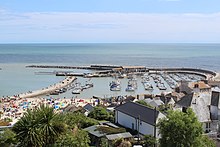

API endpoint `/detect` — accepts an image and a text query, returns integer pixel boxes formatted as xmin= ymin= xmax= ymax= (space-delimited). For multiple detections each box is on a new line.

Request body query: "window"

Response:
xmin=182 ymin=107 xmax=187 ymax=113
xmin=205 ymin=122 xmax=211 ymax=133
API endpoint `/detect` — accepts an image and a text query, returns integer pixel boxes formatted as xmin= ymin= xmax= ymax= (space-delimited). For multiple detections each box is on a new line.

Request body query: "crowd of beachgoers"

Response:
xmin=0 ymin=95 xmax=97 ymax=126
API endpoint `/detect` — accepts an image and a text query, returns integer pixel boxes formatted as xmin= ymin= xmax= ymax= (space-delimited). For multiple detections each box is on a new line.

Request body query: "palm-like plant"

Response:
xmin=12 ymin=109 xmax=42 ymax=147
xmin=12 ymin=105 xmax=66 ymax=147
xmin=37 ymin=105 xmax=66 ymax=146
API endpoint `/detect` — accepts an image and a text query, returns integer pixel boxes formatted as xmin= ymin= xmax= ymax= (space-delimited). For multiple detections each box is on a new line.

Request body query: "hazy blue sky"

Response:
xmin=0 ymin=0 xmax=220 ymax=43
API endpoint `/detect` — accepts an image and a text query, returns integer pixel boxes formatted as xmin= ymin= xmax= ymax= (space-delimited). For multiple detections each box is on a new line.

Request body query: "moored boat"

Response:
xmin=158 ymin=83 xmax=167 ymax=90
xmin=125 ymin=84 xmax=135 ymax=91
xmin=110 ymin=80 xmax=121 ymax=91
xmin=125 ymin=80 xmax=135 ymax=91
xmin=72 ymin=88 xmax=82 ymax=94
xmin=143 ymin=82 xmax=153 ymax=90
xmin=81 ymin=83 xmax=94 ymax=90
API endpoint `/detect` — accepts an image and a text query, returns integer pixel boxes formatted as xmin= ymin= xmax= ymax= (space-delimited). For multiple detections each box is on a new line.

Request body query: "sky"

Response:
xmin=0 ymin=0 xmax=220 ymax=43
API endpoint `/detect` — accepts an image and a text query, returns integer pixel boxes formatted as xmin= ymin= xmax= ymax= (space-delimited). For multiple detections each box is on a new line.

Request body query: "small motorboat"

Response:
xmin=110 ymin=80 xmax=121 ymax=91
xmin=72 ymin=88 xmax=82 ymax=94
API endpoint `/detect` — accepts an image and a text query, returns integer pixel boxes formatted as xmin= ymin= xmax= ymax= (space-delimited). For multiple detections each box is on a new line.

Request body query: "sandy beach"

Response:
xmin=0 ymin=96 xmax=98 ymax=126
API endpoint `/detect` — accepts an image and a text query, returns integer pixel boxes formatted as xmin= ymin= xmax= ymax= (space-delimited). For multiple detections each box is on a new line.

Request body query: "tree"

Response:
xmin=45 ymin=111 xmax=96 ymax=146
xmin=88 ymin=106 xmax=113 ymax=121
xmin=136 ymin=100 xmax=154 ymax=109
xmin=12 ymin=109 xmax=42 ymax=147
xmin=158 ymin=108 xmax=215 ymax=147
xmin=99 ymin=137 xmax=108 ymax=147
xmin=36 ymin=105 xmax=66 ymax=146
xmin=194 ymin=135 xmax=216 ymax=147
xmin=0 ymin=128 xmax=17 ymax=147
xmin=113 ymin=138 xmax=132 ymax=147
xmin=143 ymin=135 xmax=156 ymax=147
xmin=54 ymin=126 xmax=90 ymax=147
xmin=57 ymin=111 xmax=98 ymax=129
xmin=12 ymin=105 xmax=66 ymax=147
xmin=118 ymin=140 xmax=132 ymax=147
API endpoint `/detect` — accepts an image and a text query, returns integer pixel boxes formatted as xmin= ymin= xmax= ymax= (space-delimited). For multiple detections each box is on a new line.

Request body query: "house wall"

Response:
xmin=210 ymin=120 xmax=218 ymax=133
xmin=210 ymin=105 xmax=218 ymax=120
xmin=115 ymin=110 xmax=137 ymax=130
xmin=218 ymin=109 xmax=220 ymax=119
xmin=139 ymin=120 xmax=155 ymax=136
xmin=115 ymin=111 xmax=155 ymax=136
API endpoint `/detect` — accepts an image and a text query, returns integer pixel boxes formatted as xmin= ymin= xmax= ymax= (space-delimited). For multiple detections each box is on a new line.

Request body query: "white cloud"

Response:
xmin=0 ymin=11 xmax=220 ymax=43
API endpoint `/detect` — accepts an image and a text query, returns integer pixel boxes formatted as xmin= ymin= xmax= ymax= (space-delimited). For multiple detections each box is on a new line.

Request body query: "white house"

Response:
xmin=115 ymin=102 xmax=165 ymax=138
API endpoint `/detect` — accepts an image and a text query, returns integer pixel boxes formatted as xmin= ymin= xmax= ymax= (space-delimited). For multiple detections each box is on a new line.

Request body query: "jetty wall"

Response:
xmin=27 ymin=64 xmax=216 ymax=79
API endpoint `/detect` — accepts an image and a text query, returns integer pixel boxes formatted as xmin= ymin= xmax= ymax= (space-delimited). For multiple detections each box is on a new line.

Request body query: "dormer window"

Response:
xmin=192 ymin=99 xmax=197 ymax=104
xmin=194 ymin=84 xmax=199 ymax=88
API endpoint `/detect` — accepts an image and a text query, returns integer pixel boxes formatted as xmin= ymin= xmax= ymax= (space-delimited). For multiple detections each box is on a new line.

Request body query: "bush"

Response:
xmin=136 ymin=100 xmax=154 ymax=109
xmin=57 ymin=111 xmax=98 ymax=129
xmin=88 ymin=106 xmax=113 ymax=121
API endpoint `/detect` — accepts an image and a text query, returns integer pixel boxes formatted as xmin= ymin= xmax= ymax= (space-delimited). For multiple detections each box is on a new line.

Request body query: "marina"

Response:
xmin=2 ymin=64 xmax=217 ymax=126
xmin=2 ymin=64 xmax=215 ymax=100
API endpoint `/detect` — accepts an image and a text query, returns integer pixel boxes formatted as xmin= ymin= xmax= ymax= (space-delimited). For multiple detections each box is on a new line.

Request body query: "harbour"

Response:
xmin=2 ymin=64 xmax=216 ymax=100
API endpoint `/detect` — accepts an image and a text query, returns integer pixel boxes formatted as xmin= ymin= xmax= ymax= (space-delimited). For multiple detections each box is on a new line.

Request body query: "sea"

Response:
xmin=0 ymin=43 xmax=220 ymax=98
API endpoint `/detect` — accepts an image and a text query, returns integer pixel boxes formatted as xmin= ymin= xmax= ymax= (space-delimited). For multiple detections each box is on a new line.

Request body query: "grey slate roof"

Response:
xmin=84 ymin=125 xmax=132 ymax=140
xmin=176 ymin=93 xmax=193 ymax=107
xmin=115 ymin=102 xmax=159 ymax=125
xmin=106 ymin=132 xmax=132 ymax=141
xmin=83 ymin=103 xmax=94 ymax=112
xmin=211 ymin=91 xmax=220 ymax=106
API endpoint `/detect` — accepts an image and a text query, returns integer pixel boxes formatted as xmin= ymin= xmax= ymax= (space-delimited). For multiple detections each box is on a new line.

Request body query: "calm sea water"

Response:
xmin=0 ymin=43 xmax=220 ymax=97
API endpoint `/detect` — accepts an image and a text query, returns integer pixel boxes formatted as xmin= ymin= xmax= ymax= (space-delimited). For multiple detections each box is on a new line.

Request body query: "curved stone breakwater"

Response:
xmin=27 ymin=64 xmax=217 ymax=80
xmin=18 ymin=76 xmax=76 ymax=98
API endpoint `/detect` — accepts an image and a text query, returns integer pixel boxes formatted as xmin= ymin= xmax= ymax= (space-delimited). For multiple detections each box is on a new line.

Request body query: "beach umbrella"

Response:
xmin=54 ymin=105 xmax=59 ymax=109
xmin=79 ymin=99 xmax=84 ymax=102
